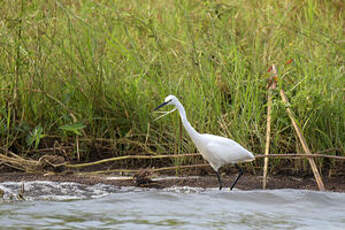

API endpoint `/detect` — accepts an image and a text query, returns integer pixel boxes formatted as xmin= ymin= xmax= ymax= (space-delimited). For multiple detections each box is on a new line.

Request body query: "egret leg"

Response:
xmin=216 ymin=171 xmax=223 ymax=190
xmin=230 ymin=164 xmax=243 ymax=191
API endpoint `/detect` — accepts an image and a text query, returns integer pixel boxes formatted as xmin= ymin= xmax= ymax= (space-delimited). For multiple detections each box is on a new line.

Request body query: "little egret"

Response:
xmin=154 ymin=95 xmax=255 ymax=190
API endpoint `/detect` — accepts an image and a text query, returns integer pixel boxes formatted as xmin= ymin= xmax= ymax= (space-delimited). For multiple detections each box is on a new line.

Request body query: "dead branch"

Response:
xmin=255 ymin=153 xmax=345 ymax=160
xmin=76 ymin=163 xmax=210 ymax=176
xmin=65 ymin=153 xmax=201 ymax=168
xmin=66 ymin=149 xmax=343 ymax=169
xmin=0 ymin=147 xmax=343 ymax=173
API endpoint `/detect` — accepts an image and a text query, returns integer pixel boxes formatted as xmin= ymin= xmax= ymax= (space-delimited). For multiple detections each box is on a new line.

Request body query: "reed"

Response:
xmin=0 ymin=0 xmax=344 ymax=174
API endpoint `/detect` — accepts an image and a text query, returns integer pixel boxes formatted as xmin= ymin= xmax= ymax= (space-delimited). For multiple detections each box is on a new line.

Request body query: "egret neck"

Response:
xmin=174 ymin=100 xmax=200 ymax=143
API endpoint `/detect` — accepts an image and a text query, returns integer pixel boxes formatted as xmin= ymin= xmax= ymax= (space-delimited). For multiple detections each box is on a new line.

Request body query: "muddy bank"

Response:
xmin=0 ymin=172 xmax=344 ymax=193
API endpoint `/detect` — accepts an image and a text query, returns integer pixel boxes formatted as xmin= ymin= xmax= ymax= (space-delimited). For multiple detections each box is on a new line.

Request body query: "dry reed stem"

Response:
xmin=263 ymin=88 xmax=273 ymax=189
xmin=263 ymin=64 xmax=277 ymax=189
xmin=0 ymin=153 xmax=38 ymax=171
xmin=0 ymin=147 xmax=25 ymax=159
xmin=280 ymin=89 xmax=325 ymax=191
xmin=255 ymin=153 xmax=345 ymax=160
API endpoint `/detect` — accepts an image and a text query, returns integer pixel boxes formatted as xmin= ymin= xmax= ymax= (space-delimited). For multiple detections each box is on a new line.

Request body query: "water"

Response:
xmin=0 ymin=181 xmax=345 ymax=229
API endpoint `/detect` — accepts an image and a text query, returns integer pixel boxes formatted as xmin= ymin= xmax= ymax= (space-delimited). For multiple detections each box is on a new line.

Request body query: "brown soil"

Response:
xmin=1 ymin=172 xmax=344 ymax=193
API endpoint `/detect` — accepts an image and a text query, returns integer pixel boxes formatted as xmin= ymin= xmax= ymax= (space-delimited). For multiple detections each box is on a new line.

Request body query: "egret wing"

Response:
xmin=204 ymin=134 xmax=254 ymax=164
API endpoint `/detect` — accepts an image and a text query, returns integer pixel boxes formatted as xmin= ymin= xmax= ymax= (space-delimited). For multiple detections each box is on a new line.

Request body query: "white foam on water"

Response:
xmin=0 ymin=181 xmax=123 ymax=200
xmin=163 ymin=186 xmax=207 ymax=193
xmin=105 ymin=176 xmax=132 ymax=180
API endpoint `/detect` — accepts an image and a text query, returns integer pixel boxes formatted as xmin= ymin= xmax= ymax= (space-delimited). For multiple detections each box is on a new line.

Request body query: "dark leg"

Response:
xmin=216 ymin=171 xmax=223 ymax=190
xmin=230 ymin=164 xmax=243 ymax=190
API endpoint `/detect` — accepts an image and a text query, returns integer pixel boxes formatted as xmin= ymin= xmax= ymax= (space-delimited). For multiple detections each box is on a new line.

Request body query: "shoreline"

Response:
xmin=1 ymin=172 xmax=344 ymax=193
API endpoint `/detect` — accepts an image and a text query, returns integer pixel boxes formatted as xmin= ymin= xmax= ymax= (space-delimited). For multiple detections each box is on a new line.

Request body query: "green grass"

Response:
xmin=0 ymin=0 xmax=344 ymax=173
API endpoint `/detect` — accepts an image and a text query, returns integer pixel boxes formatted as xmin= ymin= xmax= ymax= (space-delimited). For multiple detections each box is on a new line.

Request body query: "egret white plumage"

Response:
xmin=154 ymin=95 xmax=255 ymax=190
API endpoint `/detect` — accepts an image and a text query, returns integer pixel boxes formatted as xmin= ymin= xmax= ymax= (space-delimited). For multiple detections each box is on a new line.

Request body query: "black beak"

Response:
xmin=154 ymin=100 xmax=171 ymax=111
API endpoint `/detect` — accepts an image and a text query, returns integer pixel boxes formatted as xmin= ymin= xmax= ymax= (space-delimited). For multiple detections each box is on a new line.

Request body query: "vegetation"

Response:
xmin=1 ymin=0 xmax=344 ymax=174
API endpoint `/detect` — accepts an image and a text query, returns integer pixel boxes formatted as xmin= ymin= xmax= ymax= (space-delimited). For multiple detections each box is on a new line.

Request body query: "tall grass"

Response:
xmin=0 ymin=0 xmax=344 ymax=173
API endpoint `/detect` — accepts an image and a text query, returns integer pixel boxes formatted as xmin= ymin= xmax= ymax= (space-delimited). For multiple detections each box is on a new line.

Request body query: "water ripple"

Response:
xmin=0 ymin=181 xmax=345 ymax=229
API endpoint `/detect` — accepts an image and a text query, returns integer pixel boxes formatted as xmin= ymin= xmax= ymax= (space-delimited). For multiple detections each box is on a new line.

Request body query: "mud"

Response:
xmin=0 ymin=172 xmax=344 ymax=192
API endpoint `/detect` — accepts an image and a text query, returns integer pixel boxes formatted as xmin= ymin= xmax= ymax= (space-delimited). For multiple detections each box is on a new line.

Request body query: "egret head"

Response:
xmin=154 ymin=95 xmax=178 ymax=111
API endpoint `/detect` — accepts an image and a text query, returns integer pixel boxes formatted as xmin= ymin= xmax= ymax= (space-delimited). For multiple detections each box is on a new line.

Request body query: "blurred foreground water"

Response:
xmin=0 ymin=181 xmax=344 ymax=229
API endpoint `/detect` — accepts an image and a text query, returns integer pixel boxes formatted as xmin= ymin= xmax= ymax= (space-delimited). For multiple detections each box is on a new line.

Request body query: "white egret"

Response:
xmin=154 ymin=95 xmax=255 ymax=190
